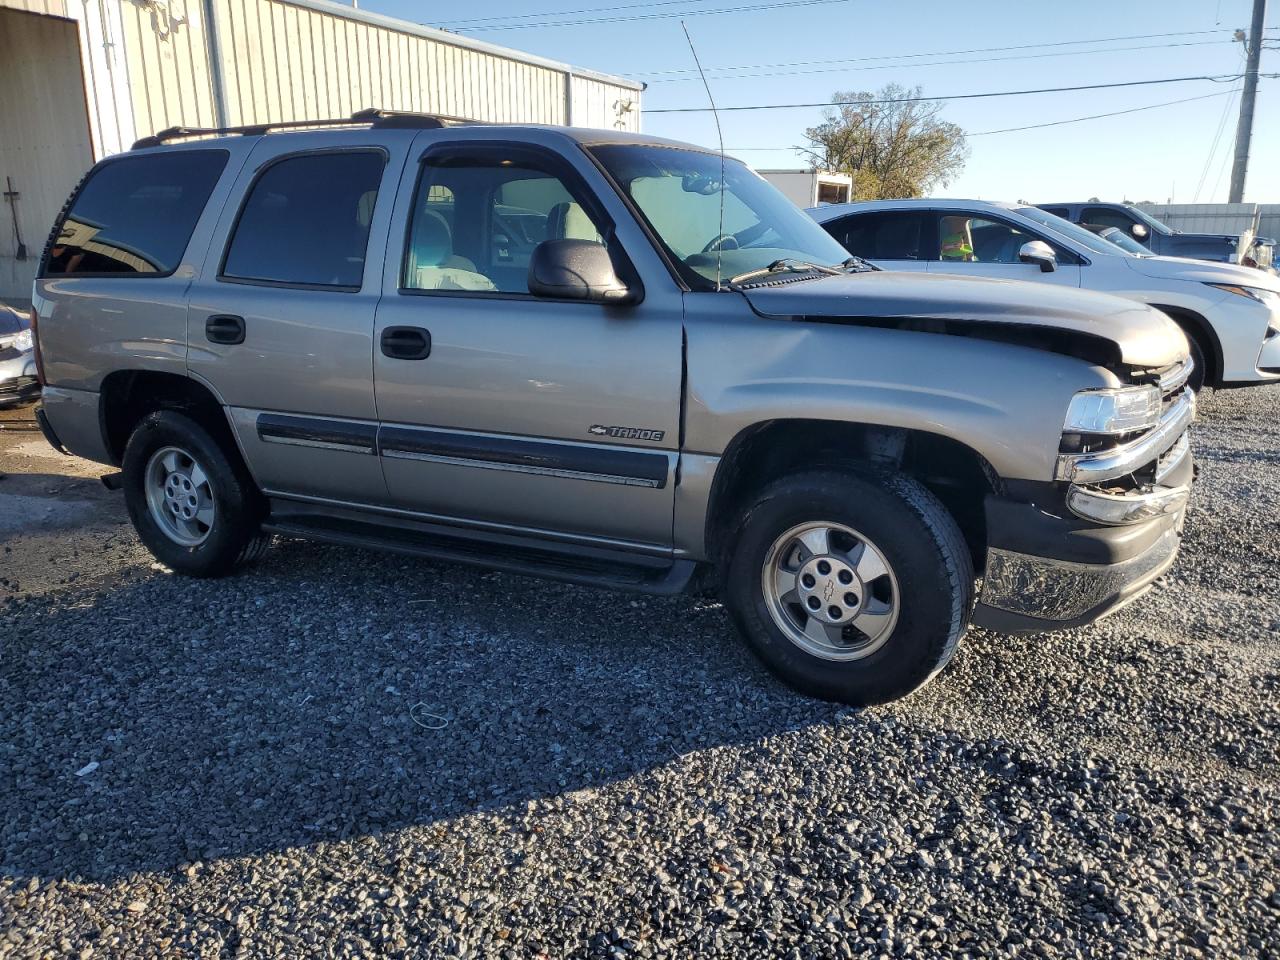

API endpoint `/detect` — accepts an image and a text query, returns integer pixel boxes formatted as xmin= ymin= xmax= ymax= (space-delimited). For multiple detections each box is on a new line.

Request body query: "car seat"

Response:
xmin=408 ymin=209 xmax=497 ymax=291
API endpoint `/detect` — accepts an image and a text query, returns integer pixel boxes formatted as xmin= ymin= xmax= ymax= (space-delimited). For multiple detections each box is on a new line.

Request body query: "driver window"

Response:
xmin=939 ymin=215 xmax=1031 ymax=264
xmin=403 ymin=156 xmax=607 ymax=295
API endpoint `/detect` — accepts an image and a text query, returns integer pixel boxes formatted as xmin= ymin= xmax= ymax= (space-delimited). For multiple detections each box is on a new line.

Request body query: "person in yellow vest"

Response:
xmin=939 ymin=216 xmax=975 ymax=262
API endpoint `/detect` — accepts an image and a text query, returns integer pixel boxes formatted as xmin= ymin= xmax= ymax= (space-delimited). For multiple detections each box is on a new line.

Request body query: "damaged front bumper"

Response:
xmin=0 ymin=374 xmax=40 ymax=407
xmin=973 ymin=452 xmax=1192 ymax=634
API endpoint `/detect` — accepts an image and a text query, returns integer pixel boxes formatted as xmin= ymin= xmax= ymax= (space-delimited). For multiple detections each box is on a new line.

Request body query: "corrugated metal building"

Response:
xmin=0 ymin=0 xmax=644 ymax=299
xmin=1137 ymin=203 xmax=1280 ymax=243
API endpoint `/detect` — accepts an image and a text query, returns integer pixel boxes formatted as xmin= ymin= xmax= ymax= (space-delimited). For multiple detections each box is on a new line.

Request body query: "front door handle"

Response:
xmin=206 ymin=314 xmax=246 ymax=345
xmin=381 ymin=326 xmax=432 ymax=360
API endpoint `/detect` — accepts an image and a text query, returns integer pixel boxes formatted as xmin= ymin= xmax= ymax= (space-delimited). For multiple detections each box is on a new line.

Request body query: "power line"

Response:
xmin=969 ymin=90 xmax=1236 ymax=136
xmin=441 ymin=0 xmax=732 ymax=27
xmin=1193 ymin=86 xmax=1243 ymax=201
xmin=453 ymin=0 xmax=852 ymax=32
xmin=630 ymin=29 xmax=1240 ymax=78
xmin=647 ymin=74 xmax=1247 ymax=114
xmin=1193 ymin=40 xmax=1247 ymax=202
xmin=724 ymin=90 xmax=1238 ymax=151
xmin=645 ymin=38 xmax=1238 ymax=83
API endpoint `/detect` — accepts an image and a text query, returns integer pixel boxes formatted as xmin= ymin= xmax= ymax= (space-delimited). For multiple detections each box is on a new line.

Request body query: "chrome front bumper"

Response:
xmin=1064 ymin=433 xmax=1192 ymax=525
xmin=1055 ymin=388 xmax=1194 ymax=485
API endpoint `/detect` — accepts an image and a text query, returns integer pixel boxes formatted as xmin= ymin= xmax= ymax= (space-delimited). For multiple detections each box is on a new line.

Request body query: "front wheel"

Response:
xmin=122 ymin=410 xmax=268 ymax=577
xmin=723 ymin=470 xmax=974 ymax=705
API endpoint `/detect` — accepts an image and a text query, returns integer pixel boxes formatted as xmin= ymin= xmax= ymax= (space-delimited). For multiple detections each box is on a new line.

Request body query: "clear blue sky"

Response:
xmin=368 ymin=0 xmax=1277 ymax=203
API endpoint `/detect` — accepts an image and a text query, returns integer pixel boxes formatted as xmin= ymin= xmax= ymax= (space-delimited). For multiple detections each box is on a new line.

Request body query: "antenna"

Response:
xmin=681 ymin=21 xmax=727 ymax=291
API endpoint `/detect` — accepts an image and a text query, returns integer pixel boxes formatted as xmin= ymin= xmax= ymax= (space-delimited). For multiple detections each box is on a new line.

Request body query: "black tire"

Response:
xmin=121 ymin=410 xmax=268 ymax=577
xmin=1183 ymin=331 xmax=1208 ymax=392
xmin=722 ymin=469 xmax=973 ymax=706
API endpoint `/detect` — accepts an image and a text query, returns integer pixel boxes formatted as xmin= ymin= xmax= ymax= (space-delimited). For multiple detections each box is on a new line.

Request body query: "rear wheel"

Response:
xmin=122 ymin=410 xmax=268 ymax=576
xmin=723 ymin=469 xmax=973 ymax=705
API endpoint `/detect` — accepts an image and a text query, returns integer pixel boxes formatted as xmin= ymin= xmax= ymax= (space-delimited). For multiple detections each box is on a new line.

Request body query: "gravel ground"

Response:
xmin=1 ymin=388 xmax=1278 ymax=959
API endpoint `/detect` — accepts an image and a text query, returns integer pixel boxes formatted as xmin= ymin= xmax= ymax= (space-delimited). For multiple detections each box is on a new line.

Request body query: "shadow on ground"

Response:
xmin=1 ymin=537 xmax=829 ymax=881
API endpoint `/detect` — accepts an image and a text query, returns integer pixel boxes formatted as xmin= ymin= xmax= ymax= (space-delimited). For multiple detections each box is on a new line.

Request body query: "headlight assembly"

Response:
xmin=10 ymin=328 xmax=33 ymax=352
xmin=1063 ymin=385 xmax=1161 ymax=436
xmin=1206 ymin=282 xmax=1280 ymax=308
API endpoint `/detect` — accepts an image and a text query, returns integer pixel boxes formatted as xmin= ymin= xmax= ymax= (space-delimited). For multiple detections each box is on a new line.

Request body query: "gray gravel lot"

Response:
xmin=1 ymin=389 xmax=1278 ymax=959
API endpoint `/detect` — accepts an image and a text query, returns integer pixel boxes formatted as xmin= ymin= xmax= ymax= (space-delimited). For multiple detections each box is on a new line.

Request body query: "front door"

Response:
xmin=372 ymin=137 xmax=683 ymax=551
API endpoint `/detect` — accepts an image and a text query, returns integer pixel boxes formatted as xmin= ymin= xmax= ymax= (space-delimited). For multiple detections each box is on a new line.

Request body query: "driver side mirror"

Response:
xmin=1018 ymin=240 xmax=1057 ymax=273
xmin=1131 ymin=223 xmax=1149 ymax=241
xmin=528 ymin=239 xmax=638 ymax=304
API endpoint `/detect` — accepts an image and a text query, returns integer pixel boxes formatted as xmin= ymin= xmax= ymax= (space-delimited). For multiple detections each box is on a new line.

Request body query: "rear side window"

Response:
xmin=826 ymin=212 xmax=929 ymax=260
xmin=42 ymin=151 xmax=227 ymax=277
xmin=222 ymin=151 xmax=386 ymax=289
xmin=1039 ymin=206 xmax=1071 ymax=219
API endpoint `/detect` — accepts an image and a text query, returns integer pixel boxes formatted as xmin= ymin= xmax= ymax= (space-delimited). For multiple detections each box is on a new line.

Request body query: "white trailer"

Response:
xmin=756 ymin=169 xmax=854 ymax=209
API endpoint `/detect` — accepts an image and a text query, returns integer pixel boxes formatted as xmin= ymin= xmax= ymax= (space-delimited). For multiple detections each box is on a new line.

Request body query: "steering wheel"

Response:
xmin=701 ymin=233 xmax=740 ymax=254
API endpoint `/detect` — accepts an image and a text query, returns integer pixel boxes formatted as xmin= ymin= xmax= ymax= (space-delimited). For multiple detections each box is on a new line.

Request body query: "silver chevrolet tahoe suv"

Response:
xmin=31 ymin=113 xmax=1196 ymax=705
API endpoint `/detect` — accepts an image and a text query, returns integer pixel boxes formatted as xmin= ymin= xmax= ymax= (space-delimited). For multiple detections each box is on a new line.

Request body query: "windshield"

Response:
xmin=1094 ymin=226 xmax=1149 ymax=256
xmin=1127 ymin=205 xmax=1174 ymax=235
xmin=589 ymin=144 xmax=852 ymax=288
xmin=1013 ymin=205 xmax=1128 ymax=258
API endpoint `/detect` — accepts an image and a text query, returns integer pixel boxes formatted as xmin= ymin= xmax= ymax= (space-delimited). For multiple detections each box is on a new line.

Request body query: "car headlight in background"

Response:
xmin=1063 ymin=385 xmax=1162 ymax=435
xmin=10 ymin=329 xmax=33 ymax=352
xmin=1206 ymin=282 xmax=1280 ymax=308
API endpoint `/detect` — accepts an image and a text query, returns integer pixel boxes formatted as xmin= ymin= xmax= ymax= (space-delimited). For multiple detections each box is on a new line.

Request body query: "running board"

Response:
xmin=262 ymin=507 xmax=696 ymax=596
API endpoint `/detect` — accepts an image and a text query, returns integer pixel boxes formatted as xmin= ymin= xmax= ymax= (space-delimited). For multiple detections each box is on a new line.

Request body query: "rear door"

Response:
xmin=820 ymin=210 xmax=932 ymax=272
xmin=187 ymin=130 xmax=415 ymax=505
xmin=370 ymin=133 xmax=684 ymax=550
xmin=926 ymin=211 xmax=1082 ymax=287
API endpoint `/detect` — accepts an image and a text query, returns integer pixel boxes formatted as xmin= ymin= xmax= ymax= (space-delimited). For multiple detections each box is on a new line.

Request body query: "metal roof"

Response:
xmin=284 ymin=0 xmax=645 ymax=91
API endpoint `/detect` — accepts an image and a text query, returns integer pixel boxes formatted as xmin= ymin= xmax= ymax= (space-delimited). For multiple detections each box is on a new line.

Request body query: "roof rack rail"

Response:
xmin=131 ymin=109 xmax=475 ymax=150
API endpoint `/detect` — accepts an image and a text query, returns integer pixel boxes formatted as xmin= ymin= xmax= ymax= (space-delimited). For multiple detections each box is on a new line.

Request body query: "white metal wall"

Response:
xmin=1139 ymin=203 xmax=1280 ymax=243
xmin=0 ymin=0 xmax=67 ymax=14
xmin=0 ymin=7 xmax=94 ymax=300
xmin=208 ymin=0 xmax=574 ymax=128
xmin=104 ymin=0 xmax=643 ymax=140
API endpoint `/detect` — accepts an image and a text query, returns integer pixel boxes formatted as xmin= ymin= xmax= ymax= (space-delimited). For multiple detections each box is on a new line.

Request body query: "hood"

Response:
xmin=740 ymin=270 xmax=1186 ymax=370
xmin=1124 ymin=254 xmax=1280 ymax=291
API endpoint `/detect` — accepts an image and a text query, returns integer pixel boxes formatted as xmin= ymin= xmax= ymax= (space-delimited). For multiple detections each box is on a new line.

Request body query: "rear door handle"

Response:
xmin=206 ymin=314 xmax=246 ymax=345
xmin=381 ymin=326 xmax=431 ymax=360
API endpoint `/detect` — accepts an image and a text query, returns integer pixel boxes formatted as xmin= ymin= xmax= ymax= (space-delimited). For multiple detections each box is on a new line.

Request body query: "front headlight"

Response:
xmin=1063 ymin=385 xmax=1161 ymax=435
xmin=10 ymin=328 xmax=33 ymax=352
xmin=1206 ymin=282 xmax=1280 ymax=307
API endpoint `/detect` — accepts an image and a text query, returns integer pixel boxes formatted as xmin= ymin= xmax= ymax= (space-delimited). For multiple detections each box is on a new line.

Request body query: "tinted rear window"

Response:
xmin=42 ymin=151 xmax=227 ymax=277
xmin=221 ymin=151 xmax=386 ymax=289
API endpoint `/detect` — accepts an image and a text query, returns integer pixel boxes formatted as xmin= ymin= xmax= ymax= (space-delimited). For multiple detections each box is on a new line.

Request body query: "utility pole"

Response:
xmin=1228 ymin=0 xmax=1267 ymax=202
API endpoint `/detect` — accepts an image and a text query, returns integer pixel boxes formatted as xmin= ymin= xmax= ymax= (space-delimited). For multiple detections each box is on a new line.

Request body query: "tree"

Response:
xmin=801 ymin=84 xmax=968 ymax=200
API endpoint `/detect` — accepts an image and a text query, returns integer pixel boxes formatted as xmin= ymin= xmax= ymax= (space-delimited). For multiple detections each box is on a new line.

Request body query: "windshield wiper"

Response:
xmin=840 ymin=256 xmax=878 ymax=272
xmin=727 ymin=258 xmax=841 ymax=287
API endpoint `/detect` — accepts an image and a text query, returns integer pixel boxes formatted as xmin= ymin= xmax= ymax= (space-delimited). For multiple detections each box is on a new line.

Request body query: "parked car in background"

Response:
xmin=1035 ymin=201 xmax=1273 ymax=269
xmin=0 ymin=303 xmax=39 ymax=407
xmin=810 ymin=199 xmax=1280 ymax=391
xmin=32 ymin=116 xmax=1197 ymax=706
